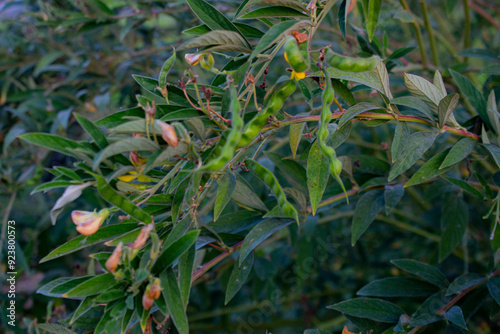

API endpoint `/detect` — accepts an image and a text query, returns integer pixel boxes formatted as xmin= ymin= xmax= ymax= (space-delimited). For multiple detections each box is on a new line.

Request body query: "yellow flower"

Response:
xmin=290 ymin=70 xmax=306 ymax=81
xmin=118 ymin=171 xmax=152 ymax=183
xmin=185 ymin=53 xmax=202 ymax=66
xmin=105 ymin=241 xmax=123 ymax=273
xmin=71 ymin=209 xmax=110 ymax=236
xmin=284 ymin=51 xmax=290 ymax=64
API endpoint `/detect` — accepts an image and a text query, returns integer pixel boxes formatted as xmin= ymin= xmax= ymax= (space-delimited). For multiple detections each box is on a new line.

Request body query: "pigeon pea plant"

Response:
xmin=19 ymin=0 xmax=500 ymax=333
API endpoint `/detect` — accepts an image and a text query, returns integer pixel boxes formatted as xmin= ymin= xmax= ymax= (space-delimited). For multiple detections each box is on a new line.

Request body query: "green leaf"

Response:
xmin=438 ymin=94 xmax=460 ymax=127
xmin=93 ymin=137 xmax=159 ymax=170
xmin=405 ymin=149 xmax=452 ymax=187
xmin=266 ymin=152 xmax=308 ymax=192
xmin=19 ymin=133 xmax=91 ymax=158
xmin=331 ymin=122 xmax=352 ymax=149
xmin=35 ymin=323 xmax=77 ymax=334
xmin=391 ymin=122 xmax=410 ymax=162
xmin=443 ymin=177 xmax=483 ymax=199
xmin=132 ymin=74 xmax=161 ymax=96
xmin=214 ymin=173 xmax=236 ymax=221
xmin=34 ymin=51 xmax=64 ymax=76
xmin=338 ymin=0 xmax=351 ymax=40
xmin=450 ymin=69 xmax=490 ymax=129
xmin=483 ymin=143 xmax=500 ymax=169
xmin=159 ymin=48 xmax=176 ymax=89
xmin=433 ymin=70 xmax=447 ymax=96
xmin=443 ymin=306 xmax=468 ymax=330
xmin=331 ymin=79 xmax=355 ymax=106
xmin=37 ymin=277 xmax=91 ymax=297
xmin=250 ymin=20 xmax=311 ymax=59
xmin=366 ymin=0 xmax=381 ymax=42
xmin=391 ymin=259 xmax=449 ymax=289
xmin=179 ymin=244 xmax=196 ymax=309
xmin=440 ymin=138 xmax=476 ymax=169
xmin=94 ymin=107 xmax=146 ymax=128
xmin=180 ymin=30 xmax=252 ymax=53
xmin=231 ymin=179 xmax=268 ymax=212
xmin=384 ymin=184 xmax=404 ymax=214
xmin=446 ymin=273 xmax=485 ymax=296
xmin=237 ymin=0 xmax=308 ymax=16
xmin=239 ymin=218 xmax=294 ymax=265
xmin=69 ymin=297 xmax=95 ymax=324
xmin=94 ymin=174 xmax=153 ymax=223
xmin=63 ymin=273 xmax=116 ymax=298
xmin=40 ymin=223 xmax=141 ymax=263
xmin=161 ymin=269 xmax=189 ymax=334
xmin=225 ymin=251 xmax=254 ymax=304
xmin=388 ymin=132 xmax=436 ymax=181
xmin=289 ymin=122 xmax=305 ymax=159
xmin=321 ymin=65 xmax=386 ymax=96
xmin=487 ymin=277 xmax=500 ymax=306
xmin=389 ymin=46 xmax=415 ymax=59
xmin=357 ymin=277 xmax=437 ymax=297
xmin=338 ymin=102 xmax=384 ymax=127
xmin=152 ymin=230 xmax=200 ymax=274
xmin=239 ymin=6 xmax=308 ymax=19
xmin=186 ymin=0 xmax=249 ymax=46
xmin=439 ymin=197 xmax=469 ymax=262
xmin=74 ymin=113 xmax=109 ymax=150
xmin=352 ymin=190 xmax=385 ymax=245
xmin=327 ymin=298 xmax=404 ymax=323
xmin=391 ymin=96 xmax=435 ymax=123
xmin=404 ymin=73 xmax=444 ymax=112
xmin=456 ymin=48 xmax=500 ymax=61
xmin=307 ymin=140 xmax=330 ymax=216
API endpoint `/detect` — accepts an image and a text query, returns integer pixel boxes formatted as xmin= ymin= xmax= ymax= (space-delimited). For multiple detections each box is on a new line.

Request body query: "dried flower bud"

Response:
xmin=105 ymin=241 xmax=123 ymax=273
xmin=292 ymin=31 xmax=308 ymax=44
xmin=155 ymin=120 xmax=178 ymax=147
xmin=144 ymin=101 xmax=156 ymax=121
xmin=71 ymin=209 xmax=110 ymax=236
xmin=129 ymin=223 xmax=154 ymax=249
xmin=185 ymin=53 xmax=201 ymax=66
xmin=130 ymin=151 xmax=146 ymax=167
xmin=142 ymin=278 xmax=162 ymax=310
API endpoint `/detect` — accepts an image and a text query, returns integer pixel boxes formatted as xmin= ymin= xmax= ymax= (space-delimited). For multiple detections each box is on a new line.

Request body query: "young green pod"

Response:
xmin=245 ymin=159 xmax=299 ymax=223
xmin=326 ymin=49 xmax=380 ymax=72
xmin=284 ymin=36 xmax=308 ymax=73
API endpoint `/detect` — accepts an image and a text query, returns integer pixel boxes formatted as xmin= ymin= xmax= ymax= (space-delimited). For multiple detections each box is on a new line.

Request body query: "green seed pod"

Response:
xmin=238 ymin=80 xmax=297 ymax=148
xmin=200 ymin=85 xmax=242 ymax=171
xmin=326 ymin=49 xmax=380 ymax=73
xmin=245 ymin=159 xmax=299 ymax=223
xmin=284 ymin=36 xmax=308 ymax=73
xmin=331 ymin=158 xmax=343 ymax=177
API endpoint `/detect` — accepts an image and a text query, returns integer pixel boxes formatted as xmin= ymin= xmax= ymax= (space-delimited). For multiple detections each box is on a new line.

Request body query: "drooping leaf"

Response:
xmin=161 ymin=269 xmax=189 ymax=334
xmin=338 ymin=102 xmax=384 ymax=127
xmin=446 ymin=273 xmax=485 ymax=296
xmin=443 ymin=177 xmax=483 ymax=199
xmin=40 ymin=223 xmax=142 ymax=263
xmin=450 ymin=69 xmax=490 ymax=129
xmin=357 ymin=277 xmax=437 ymax=297
xmin=239 ymin=6 xmax=308 ymax=19
xmin=180 ymin=30 xmax=252 ymax=53
xmin=391 ymin=96 xmax=435 ymax=123
xmin=93 ymin=137 xmax=159 ymax=170
xmin=63 ymin=274 xmax=116 ymax=298
xmin=50 ymin=182 xmax=93 ymax=225
xmin=74 ymin=113 xmax=109 ymax=150
xmin=439 ymin=197 xmax=469 ymax=262
xmin=327 ymin=298 xmax=404 ymax=323
xmin=391 ymin=122 xmax=410 ymax=162
xmin=388 ymin=132 xmax=436 ymax=181
xmin=391 ymin=259 xmax=449 ymax=289
xmin=352 ymin=190 xmax=385 ymax=245
xmin=440 ymin=138 xmax=476 ymax=169
xmin=405 ymin=149 xmax=452 ymax=187
xmin=289 ymin=122 xmax=305 ymax=159
xmin=384 ymin=184 xmax=404 ymax=214
xmin=239 ymin=218 xmax=294 ymax=265
xmin=307 ymin=140 xmax=330 ymax=215
xmin=404 ymin=73 xmax=444 ymax=112
xmin=443 ymin=306 xmax=468 ymax=330
xmin=225 ymin=251 xmax=254 ymax=304
xmin=214 ymin=173 xmax=236 ymax=221
xmin=231 ymin=179 xmax=268 ymax=212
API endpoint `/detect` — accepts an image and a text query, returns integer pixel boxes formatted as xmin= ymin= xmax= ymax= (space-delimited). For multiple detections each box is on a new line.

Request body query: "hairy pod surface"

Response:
xmin=326 ymin=49 xmax=379 ymax=72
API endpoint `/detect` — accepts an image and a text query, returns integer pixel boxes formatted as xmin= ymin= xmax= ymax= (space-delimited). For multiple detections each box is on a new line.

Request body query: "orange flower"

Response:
xmin=342 ymin=326 xmax=356 ymax=334
xmin=142 ymin=278 xmax=162 ymax=310
xmin=71 ymin=209 xmax=110 ymax=236
xmin=105 ymin=241 xmax=123 ymax=273
xmin=129 ymin=223 xmax=154 ymax=249
xmin=185 ymin=53 xmax=201 ymax=66
xmin=155 ymin=120 xmax=178 ymax=147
